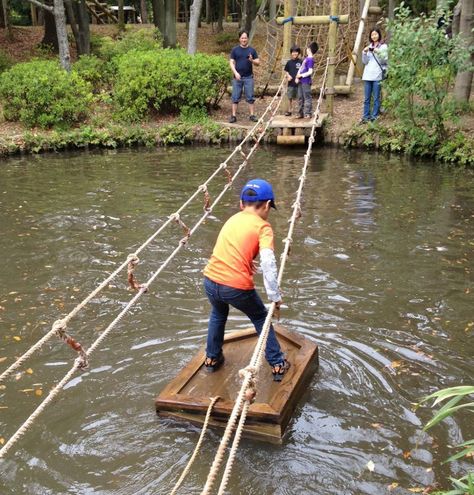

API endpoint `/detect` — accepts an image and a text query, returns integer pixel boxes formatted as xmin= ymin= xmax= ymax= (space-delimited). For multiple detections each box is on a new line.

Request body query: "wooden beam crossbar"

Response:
xmin=276 ymin=14 xmax=349 ymax=25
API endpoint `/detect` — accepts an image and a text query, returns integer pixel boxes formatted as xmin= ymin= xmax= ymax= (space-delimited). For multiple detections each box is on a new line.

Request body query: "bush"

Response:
xmin=0 ymin=50 xmax=13 ymax=74
xmin=97 ymin=27 xmax=163 ymax=61
xmin=112 ymin=49 xmax=230 ymax=122
xmin=73 ymin=54 xmax=108 ymax=88
xmin=385 ymin=6 xmax=471 ymax=147
xmin=0 ymin=60 xmax=93 ymax=128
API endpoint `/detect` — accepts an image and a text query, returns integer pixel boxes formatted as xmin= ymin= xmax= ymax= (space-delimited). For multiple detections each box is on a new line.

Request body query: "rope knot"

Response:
xmin=127 ymin=254 xmax=142 ymax=291
xmin=238 ymin=365 xmax=256 ymax=380
xmin=52 ymin=319 xmax=67 ymax=338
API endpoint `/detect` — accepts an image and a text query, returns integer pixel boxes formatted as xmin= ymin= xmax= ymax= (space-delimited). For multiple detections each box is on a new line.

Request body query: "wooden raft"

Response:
xmin=270 ymin=114 xmax=328 ymax=145
xmin=155 ymin=324 xmax=319 ymax=443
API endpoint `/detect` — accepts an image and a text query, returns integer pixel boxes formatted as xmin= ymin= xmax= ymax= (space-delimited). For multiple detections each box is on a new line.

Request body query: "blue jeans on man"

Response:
xmin=231 ymin=76 xmax=255 ymax=104
xmin=363 ymin=80 xmax=381 ymax=121
xmin=204 ymin=277 xmax=284 ymax=365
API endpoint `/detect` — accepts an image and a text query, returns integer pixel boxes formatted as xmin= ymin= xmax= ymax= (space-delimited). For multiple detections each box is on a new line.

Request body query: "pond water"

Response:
xmin=0 ymin=146 xmax=473 ymax=495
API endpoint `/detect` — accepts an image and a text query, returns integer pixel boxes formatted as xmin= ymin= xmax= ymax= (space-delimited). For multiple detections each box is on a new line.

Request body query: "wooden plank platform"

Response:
xmin=270 ymin=113 xmax=328 ymax=128
xmin=155 ymin=324 xmax=319 ymax=443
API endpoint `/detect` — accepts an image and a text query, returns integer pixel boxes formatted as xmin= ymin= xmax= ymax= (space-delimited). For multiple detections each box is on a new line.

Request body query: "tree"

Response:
xmin=139 ymin=0 xmax=148 ymax=23
xmin=27 ymin=0 xmax=71 ymax=70
xmin=454 ymin=0 xmax=473 ymax=102
xmin=64 ymin=0 xmax=90 ymax=56
xmin=188 ymin=0 xmax=203 ymax=54
xmin=152 ymin=0 xmax=176 ymax=48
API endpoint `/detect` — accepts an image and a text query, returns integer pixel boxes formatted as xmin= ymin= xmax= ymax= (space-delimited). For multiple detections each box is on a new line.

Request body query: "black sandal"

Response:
xmin=204 ymin=353 xmax=225 ymax=373
xmin=271 ymin=359 xmax=291 ymax=382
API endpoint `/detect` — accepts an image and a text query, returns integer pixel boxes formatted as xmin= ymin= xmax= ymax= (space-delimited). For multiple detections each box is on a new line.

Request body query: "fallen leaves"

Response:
xmin=13 ymin=336 xmax=21 ymax=342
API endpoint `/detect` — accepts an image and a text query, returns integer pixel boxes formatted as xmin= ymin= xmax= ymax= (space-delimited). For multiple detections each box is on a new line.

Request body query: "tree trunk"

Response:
xmin=118 ymin=0 xmax=125 ymax=31
xmin=454 ymin=0 xmax=473 ymax=101
xmin=163 ymin=0 xmax=176 ymax=47
xmin=388 ymin=0 xmax=396 ymax=20
xmin=75 ymin=0 xmax=90 ymax=54
xmin=42 ymin=8 xmax=59 ymax=50
xmin=244 ymin=0 xmax=255 ymax=33
xmin=1 ymin=0 xmax=12 ymax=38
xmin=151 ymin=0 xmax=165 ymax=34
xmin=184 ymin=0 xmax=189 ymax=28
xmin=64 ymin=0 xmax=82 ymax=51
xmin=452 ymin=0 xmax=462 ymax=36
xmin=140 ymin=0 xmax=148 ymax=23
xmin=187 ymin=0 xmax=203 ymax=53
xmin=206 ymin=0 xmax=210 ymax=23
xmin=217 ymin=0 xmax=224 ymax=31
xmin=53 ymin=0 xmax=71 ymax=70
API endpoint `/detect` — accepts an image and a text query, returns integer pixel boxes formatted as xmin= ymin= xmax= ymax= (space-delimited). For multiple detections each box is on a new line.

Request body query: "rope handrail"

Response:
xmin=201 ymin=58 xmax=331 ymax=495
xmin=0 ymin=76 xmax=286 ymax=385
xmin=0 ymin=78 xmax=286 ymax=460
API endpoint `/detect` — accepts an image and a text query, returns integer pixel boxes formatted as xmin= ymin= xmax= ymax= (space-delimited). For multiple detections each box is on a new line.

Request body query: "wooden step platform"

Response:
xmin=270 ymin=113 xmax=328 ymax=129
xmin=155 ymin=324 xmax=319 ymax=443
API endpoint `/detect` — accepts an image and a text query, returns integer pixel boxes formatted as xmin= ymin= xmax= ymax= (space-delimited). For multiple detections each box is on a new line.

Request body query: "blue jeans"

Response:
xmin=298 ymin=83 xmax=312 ymax=116
xmin=204 ymin=277 xmax=284 ymax=366
xmin=231 ymin=76 xmax=255 ymax=104
xmin=363 ymin=80 xmax=381 ymax=120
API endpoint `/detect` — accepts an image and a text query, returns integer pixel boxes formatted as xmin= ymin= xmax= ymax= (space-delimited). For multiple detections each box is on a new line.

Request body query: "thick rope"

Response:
xmin=0 ymin=80 xmax=286 ymax=460
xmin=201 ymin=59 xmax=330 ymax=495
xmin=170 ymin=396 xmax=220 ymax=495
xmin=0 ymin=78 xmax=286 ymax=386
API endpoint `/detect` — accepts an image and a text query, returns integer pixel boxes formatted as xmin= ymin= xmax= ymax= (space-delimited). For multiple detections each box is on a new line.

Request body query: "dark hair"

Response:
xmin=238 ymin=30 xmax=249 ymax=38
xmin=290 ymin=45 xmax=301 ymax=54
xmin=241 ymin=188 xmax=267 ymax=209
xmin=308 ymin=42 xmax=319 ymax=54
xmin=369 ymin=28 xmax=382 ymax=43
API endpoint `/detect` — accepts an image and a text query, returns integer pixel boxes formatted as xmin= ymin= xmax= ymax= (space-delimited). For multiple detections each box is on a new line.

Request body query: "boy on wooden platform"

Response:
xmin=203 ymin=179 xmax=291 ymax=382
xmin=295 ymin=41 xmax=319 ymax=119
xmin=284 ymin=46 xmax=302 ymax=117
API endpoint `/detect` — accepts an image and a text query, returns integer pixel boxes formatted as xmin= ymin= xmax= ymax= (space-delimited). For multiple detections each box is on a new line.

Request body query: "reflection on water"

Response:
xmin=0 ymin=147 xmax=473 ymax=495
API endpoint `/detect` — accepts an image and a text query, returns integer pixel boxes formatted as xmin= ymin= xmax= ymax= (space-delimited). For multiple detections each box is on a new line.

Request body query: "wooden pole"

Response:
xmin=345 ymin=0 xmax=371 ymax=87
xmin=276 ymin=14 xmax=349 ymax=24
xmin=326 ymin=0 xmax=339 ymax=114
xmin=281 ymin=0 xmax=294 ymax=113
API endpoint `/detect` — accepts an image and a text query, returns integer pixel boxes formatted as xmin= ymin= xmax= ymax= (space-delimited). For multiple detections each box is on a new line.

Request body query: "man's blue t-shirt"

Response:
xmin=230 ymin=45 xmax=258 ymax=78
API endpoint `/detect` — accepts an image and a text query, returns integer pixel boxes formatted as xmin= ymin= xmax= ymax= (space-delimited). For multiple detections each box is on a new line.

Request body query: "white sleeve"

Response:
xmin=260 ymin=248 xmax=282 ymax=302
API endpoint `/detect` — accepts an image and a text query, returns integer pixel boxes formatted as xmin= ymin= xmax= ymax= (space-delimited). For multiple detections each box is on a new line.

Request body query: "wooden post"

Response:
xmin=281 ymin=0 xmax=295 ymax=113
xmin=345 ymin=0 xmax=371 ymax=87
xmin=326 ymin=0 xmax=339 ymax=114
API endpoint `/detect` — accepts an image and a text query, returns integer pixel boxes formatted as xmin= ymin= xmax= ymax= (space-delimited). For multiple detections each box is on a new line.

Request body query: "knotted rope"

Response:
xmin=0 ymin=77 xmax=286 ymax=460
xmin=0 ymin=77 xmax=286 ymax=386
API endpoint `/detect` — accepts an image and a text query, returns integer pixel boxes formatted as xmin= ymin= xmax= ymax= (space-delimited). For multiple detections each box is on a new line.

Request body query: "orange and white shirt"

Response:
xmin=204 ymin=210 xmax=275 ymax=291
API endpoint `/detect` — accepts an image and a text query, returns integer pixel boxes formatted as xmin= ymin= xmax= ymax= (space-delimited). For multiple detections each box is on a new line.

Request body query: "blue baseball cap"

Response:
xmin=240 ymin=178 xmax=276 ymax=209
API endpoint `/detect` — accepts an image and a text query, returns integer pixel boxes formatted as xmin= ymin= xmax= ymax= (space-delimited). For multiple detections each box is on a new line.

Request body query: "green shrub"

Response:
xmin=73 ymin=54 xmax=108 ymax=88
xmin=0 ymin=60 xmax=93 ymax=128
xmin=385 ymin=6 xmax=471 ymax=147
xmin=112 ymin=49 xmax=230 ymax=122
xmin=0 ymin=50 xmax=13 ymax=74
xmin=214 ymin=32 xmax=235 ymax=53
xmin=98 ymin=27 xmax=163 ymax=61
xmin=437 ymin=132 xmax=474 ymax=166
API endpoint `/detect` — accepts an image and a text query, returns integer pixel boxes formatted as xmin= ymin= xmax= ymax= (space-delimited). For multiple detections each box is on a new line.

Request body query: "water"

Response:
xmin=0 ymin=147 xmax=473 ymax=495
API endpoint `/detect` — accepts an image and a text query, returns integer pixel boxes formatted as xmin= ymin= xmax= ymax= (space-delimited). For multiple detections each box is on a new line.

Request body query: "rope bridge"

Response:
xmin=170 ymin=58 xmax=331 ymax=495
xmin=0 ymin=77 xmax=287 ymax=460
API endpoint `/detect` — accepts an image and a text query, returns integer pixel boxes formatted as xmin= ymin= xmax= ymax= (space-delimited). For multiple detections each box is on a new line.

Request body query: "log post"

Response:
xmin=326 ymin=0 xmax=339 ymax=114
xmin=345 ymin=0 xmax=371 ymax=87
xmin=281 ymin=0 xmax=295 ymax=113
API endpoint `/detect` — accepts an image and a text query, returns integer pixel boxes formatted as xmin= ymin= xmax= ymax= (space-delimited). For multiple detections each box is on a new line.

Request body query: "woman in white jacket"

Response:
xmin=361 ymin=28 xmax=388 ymax=123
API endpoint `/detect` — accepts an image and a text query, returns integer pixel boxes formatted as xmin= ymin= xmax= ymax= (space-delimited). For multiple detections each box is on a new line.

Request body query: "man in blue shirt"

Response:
xmin=229 ymin=30 xmax=260 ymax=124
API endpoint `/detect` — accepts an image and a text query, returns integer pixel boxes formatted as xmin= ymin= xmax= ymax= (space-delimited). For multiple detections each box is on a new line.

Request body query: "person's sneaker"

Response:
xmin=358 ymin=118 xmax=369 ymax=125
xmin=271 ymin=359 xmax=291 ymax=382
xmin=249 ymin=115 xmax=258 ymax=122
xmin=284 ymin=111 xmax=292 ymax=116
xmin=229 ymin=115 xmax=237 ymax=123
xmin=204 ymin=353 xmax=225 ymax=373
xmin=304 ymin=114 xmax=312 ymax=119
xmin=294 ymin=114 xmax=305 ymax=119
